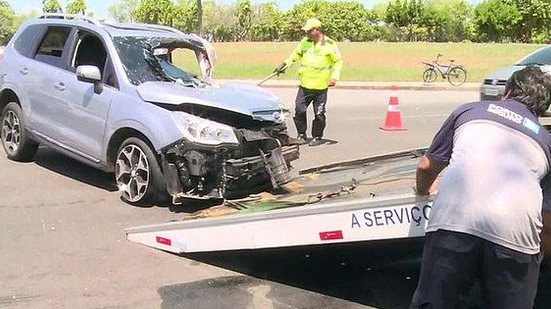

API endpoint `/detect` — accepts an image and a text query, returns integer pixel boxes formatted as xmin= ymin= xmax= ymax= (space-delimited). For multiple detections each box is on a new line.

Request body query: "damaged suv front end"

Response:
xmin=114 ymin=34 xmax=299 ymax=203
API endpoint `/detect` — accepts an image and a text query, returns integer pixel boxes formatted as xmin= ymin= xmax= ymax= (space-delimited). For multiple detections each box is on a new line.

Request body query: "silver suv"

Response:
xmin=0 ymin=15 xmax=299 ymax=205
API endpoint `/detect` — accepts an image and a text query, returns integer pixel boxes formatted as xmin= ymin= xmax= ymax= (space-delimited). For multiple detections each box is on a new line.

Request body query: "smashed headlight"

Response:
xmin=171 ymin=111 xmax=239 ymax=145
xmin=252 ymin=110 xmax=290 ymax=124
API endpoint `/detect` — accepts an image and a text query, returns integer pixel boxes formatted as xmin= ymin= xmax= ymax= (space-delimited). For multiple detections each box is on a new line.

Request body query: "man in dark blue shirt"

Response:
xmin=412 ymin=66 xmax=551 ymax=308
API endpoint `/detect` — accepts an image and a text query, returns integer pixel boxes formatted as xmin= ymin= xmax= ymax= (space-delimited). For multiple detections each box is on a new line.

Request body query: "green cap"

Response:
xmin=302 ymin=18 xmax=322 ymax=31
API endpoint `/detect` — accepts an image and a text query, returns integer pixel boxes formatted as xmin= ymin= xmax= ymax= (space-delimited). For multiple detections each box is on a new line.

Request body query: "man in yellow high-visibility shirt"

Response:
xmin=274 ymin=18 xmax=343 ymax=146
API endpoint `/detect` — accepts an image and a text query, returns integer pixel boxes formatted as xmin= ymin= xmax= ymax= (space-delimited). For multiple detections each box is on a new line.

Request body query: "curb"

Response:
xmin=220 ymin=80 xmax=480 ymax=91
xmin=262 ymin=83 xmax=479 ymax=92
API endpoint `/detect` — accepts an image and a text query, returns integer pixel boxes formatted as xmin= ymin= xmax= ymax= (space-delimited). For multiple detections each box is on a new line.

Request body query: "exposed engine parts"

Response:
xmin=160 ymin=132 xmax=299 ymax=204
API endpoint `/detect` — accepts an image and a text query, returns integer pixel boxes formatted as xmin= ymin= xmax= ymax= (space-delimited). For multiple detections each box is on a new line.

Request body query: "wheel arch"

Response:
xmin=0 ymin=89 xmax=21 ymax=112
xmin=106 ymin=128 xmax=157 ymax=173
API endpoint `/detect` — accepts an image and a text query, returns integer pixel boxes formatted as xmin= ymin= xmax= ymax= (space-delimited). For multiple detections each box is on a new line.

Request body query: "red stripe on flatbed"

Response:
xmin=319 ymin=230 xmax=343 ymax=241
xmin=156 ymin=236 xmax=172 ymax=246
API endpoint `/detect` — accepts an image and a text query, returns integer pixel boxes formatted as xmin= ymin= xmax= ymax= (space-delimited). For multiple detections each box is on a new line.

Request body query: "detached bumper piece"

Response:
xmin=224 ymin=145 xmax=299 ymax=197
xmin=162 ymin=144 xmax=300 ymax=204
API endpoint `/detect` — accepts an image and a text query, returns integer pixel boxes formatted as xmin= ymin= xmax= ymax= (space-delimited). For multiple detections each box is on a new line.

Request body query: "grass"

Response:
xmin=173 ymin=42 xmax=546 ymax=82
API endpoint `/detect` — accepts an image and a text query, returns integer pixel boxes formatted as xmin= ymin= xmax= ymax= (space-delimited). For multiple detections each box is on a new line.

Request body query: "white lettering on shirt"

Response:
xmin=487 ymin=104 xmax=523 ymax=124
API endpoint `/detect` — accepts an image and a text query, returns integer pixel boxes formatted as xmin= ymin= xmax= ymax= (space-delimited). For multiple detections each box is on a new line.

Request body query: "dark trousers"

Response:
xmin=411 ymin=230 xmax=542 ymax=309
xmin=293 ymin=86 xmax=328 ymax=138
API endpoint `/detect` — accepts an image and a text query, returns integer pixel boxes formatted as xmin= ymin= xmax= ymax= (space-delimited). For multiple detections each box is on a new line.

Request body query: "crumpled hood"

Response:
xmin=136 ymin=81 xmax=287 ymax=117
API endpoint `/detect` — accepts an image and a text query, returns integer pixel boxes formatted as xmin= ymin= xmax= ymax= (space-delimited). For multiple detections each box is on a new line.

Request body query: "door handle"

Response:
xmin=19 ymin=68 xmax=29 ymax=75
xmin=54 ymin=82 xmax=66 ymax=91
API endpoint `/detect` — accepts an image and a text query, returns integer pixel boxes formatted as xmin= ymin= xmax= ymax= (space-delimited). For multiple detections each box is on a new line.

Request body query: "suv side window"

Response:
xmin=71 ymin=31 xmax=118 ymax=89
xmin=14 ymin=24 xmax=45 ymax=58
xmin=34 ymin=26 xmax=72 ymax=68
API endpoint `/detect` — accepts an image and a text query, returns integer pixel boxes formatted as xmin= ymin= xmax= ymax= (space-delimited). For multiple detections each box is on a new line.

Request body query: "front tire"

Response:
xmin=1 ymin=102 xmax=38 ymax=162
xmin=115 ymin=137 xmax=167 ymax=206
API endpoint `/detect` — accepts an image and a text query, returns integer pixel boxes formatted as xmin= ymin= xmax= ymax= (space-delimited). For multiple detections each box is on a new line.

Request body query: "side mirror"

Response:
xmin=76 ymin=65 xmax=103 ymax=94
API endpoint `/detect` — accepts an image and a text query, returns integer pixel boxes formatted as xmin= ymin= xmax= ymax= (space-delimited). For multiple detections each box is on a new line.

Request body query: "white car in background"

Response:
xmin=480 ymin=46 xmax=551 ymax=101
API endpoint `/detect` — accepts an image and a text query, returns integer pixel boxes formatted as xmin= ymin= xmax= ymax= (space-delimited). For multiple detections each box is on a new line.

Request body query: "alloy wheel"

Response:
xmin=115 ymin=144 xmax=150 ymax=202
xmin=2 ymin=110 xmax=21 ymax=155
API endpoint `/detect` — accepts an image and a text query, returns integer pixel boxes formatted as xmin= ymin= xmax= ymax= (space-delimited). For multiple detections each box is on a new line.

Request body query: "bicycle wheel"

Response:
xmin=422 ymin=68 xmax=437 ymax=83
xmin=448 ymin=67 xmax=467 ymax=86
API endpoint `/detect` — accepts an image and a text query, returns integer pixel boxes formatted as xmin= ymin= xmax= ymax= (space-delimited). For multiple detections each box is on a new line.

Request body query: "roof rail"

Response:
xmin=38 ymin=13 xmax=102 ymax=27
xmin=137 ymin=24 xmax=189 ymax=37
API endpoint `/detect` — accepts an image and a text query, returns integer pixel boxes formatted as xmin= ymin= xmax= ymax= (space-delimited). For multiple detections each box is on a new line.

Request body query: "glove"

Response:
xmin=273 ymin=63 xmax=287 ymax=75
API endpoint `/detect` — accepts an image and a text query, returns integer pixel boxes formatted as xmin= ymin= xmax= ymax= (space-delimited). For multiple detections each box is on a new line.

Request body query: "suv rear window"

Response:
xmin=34 ymin=26 xmax=72 ymax=68
xmin=14 ymin=24 xmax=45 ymax=58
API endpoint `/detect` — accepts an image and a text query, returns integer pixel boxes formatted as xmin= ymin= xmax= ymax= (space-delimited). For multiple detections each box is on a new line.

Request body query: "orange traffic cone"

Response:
xmin=379 ymin=85 xmax=407 ymax=131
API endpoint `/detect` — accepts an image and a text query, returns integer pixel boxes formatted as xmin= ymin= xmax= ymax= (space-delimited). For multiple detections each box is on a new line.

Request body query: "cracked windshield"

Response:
xmin=113 ymin=36 xmax=203 ymax=87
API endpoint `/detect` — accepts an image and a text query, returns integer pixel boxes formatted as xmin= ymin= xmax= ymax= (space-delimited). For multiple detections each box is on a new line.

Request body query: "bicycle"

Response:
xmin=422 ymin=54 xmax=467 ymax=86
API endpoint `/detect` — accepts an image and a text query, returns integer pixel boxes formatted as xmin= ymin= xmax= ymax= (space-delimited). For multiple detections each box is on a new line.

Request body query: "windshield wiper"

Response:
xmin=175 ymin=78 xmax=196 ymax=88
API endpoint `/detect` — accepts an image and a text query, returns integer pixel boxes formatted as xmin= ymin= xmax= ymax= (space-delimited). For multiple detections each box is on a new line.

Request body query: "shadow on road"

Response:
xmin=178 ymin=239 xmax=425 ymax=309
xmin=162 ymin=239 xmax=551 ymax=309
xmin=33 ymin=147 xmax=118 ymax=192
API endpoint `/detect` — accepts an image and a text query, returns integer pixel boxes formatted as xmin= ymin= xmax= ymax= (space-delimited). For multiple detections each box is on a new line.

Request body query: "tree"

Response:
xmin=385 ymin=0 xmax=423 ymax=41
xmin=446 ymin=0 xmax=475 ymax=42
xmin=279 ymin=0 xmax=375 ymax=41
xmin=43 ymin=0 xmax=63 ymax=13
xmin=474 ymin=0 xmax=521 ymax=42
xmin=175 ymin=0 xmax=198 ymax=32
xmin=0 ymin=0 xmax=16 ymax=45
xmin=132 ymin=0 xmax=182 ymax=26
xmin=280 ymin=0 xmax=334 ymax=41
xmin=201 ymin=0 xmax=235 ymax=41
xmin=108 ymin=0 xmax=139 ymax=23
xmin=66 ymin=0 xmax=86 ymax=15
xmin=414 ymin=0 xmax=475 ymax=42
xmin=505 ymin=0 xmax=551 ymax=42
xmin=250 ymin=2 xmax=283 ymax=41
xmin=235 ymin=0 xmax=253 ymax=40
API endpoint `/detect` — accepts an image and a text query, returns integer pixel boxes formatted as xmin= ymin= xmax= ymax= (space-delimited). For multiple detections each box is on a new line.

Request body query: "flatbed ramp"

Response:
xmin=126 ymin=149 xmax=434 ymax=253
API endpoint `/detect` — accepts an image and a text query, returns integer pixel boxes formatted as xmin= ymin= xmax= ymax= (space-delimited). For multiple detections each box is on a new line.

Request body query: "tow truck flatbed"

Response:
xmin=126 ymin=149 xmax=434 ymax=253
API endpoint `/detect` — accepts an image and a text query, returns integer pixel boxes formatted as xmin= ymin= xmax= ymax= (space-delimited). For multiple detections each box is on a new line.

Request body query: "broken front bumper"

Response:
xmin=225 ymin=145 xmax=300 ymax=193
xmin=162 ymin=144 xmax=300 ymax=203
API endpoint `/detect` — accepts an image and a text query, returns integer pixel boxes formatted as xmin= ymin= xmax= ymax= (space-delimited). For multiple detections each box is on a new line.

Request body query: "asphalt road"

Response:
xmin=1 ymin=87 xmax=521 ymax=309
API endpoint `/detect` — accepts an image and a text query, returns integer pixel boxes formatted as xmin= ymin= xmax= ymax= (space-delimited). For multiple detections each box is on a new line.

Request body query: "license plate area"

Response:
xmin=484 ymin=88 xmax=499 ymax=96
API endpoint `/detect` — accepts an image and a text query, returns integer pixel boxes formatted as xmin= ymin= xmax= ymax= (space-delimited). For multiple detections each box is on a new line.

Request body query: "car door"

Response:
xmin=4 ymin=23 xmax=46 ymax=130
xmin=61 ymin=30 xmax=116 ymax=162
xmin=26 ymin=26 xmax=74 ymax=145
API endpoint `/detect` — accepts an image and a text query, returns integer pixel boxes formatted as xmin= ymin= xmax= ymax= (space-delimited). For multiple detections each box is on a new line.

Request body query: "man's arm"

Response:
xmin=416 ymin=154 xmax=447 ymax=195
xmin=329 ymin=44 xmax=343 ymax=85
xmin=274 ymin=41 xmax=304 ymax=74
xmin=283 ymin=41 xmax=304 ymax=67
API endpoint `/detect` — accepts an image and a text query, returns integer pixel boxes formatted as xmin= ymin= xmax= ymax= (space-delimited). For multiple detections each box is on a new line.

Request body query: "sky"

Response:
xmin=7 ymin=0 xmax=481 ymax=20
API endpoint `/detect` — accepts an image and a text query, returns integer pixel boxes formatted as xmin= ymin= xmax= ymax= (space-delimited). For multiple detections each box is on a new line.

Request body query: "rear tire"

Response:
xmin=115 ymin=137 xmax=168 ymax=206
xmin=1 ymin=102 xmax=38 ymax=162
xmin=448 ymin=67 xmax=467 ymax=86
xmin=422 ymin=68 xmax=437 ymax=83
